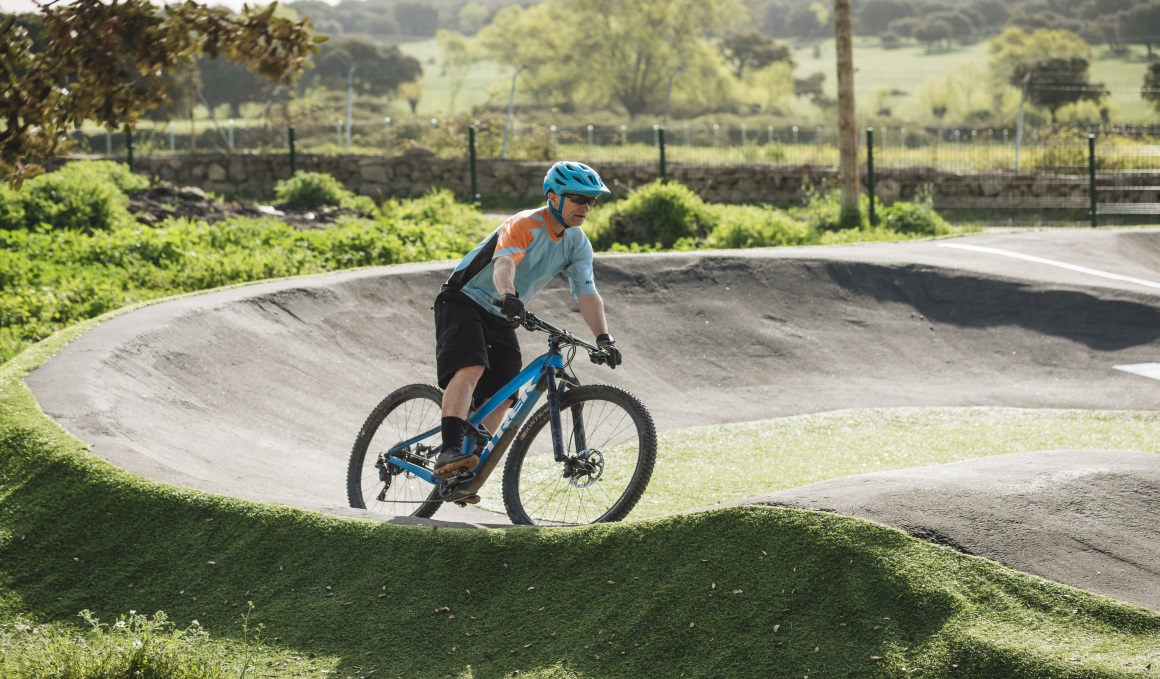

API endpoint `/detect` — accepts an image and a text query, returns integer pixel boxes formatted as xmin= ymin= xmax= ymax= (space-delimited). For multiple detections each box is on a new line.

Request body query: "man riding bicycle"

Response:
xmin=432 ymin=161 xmax=623 ymax=479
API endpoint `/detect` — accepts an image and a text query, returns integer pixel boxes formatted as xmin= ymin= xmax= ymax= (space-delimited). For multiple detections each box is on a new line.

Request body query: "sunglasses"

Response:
xmin=562 ymin=193 xmax=598 ymax=206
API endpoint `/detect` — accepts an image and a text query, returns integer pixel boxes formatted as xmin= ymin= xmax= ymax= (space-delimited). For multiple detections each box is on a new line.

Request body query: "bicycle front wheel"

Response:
xmin=347 ymin=383 xmax=443 ymax=519
xmin=502 ymin=384 xmax=656 ymax=526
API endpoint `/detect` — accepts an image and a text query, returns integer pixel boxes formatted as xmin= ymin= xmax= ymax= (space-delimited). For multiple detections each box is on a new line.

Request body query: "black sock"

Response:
xmin=441 ymin=416 xmax=467 ymax=453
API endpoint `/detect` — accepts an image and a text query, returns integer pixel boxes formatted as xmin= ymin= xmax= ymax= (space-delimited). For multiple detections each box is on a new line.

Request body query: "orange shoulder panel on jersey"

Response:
xmin=494 ymin=214 xmax=543 ymax=266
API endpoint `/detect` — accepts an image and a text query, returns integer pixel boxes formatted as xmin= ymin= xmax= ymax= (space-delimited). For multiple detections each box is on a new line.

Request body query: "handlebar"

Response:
xmin=524 ymin=312 xmax=601 ymax=350
xmin=491 ymin=298 xmax=608 ymax=360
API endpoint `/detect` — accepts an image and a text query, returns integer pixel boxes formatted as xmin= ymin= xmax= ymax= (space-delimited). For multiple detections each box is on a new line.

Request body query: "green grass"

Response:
xmin=393 ymin=38 xmax=518 ymax=117
xmin=634 ymin=408 xmax=1160 ymax=517
xmin=2 ymin=290 xmax=1160 ymax=677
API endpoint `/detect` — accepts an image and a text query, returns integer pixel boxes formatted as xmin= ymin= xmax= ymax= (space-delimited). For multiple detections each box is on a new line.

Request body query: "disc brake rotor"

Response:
xmin=566 ymin=449 xmax=605 ymax=488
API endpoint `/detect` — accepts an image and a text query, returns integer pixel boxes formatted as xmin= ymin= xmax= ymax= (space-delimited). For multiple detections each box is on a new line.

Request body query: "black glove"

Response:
xmin=497 ymin=292 xmax=526 ymax=323
xmin=594 ymin=333 xmax=622 ymax=369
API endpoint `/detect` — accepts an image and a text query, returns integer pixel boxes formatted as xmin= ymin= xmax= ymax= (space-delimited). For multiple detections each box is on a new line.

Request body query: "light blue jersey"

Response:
xmin=443 ymin=206 xmax=598 ymax=316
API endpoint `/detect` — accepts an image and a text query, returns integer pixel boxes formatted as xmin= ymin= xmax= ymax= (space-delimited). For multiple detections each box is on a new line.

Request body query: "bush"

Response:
xmin=787 ymin=186 xmax=867 ymax=233
xmin=587 ymin=180 xmax=716 ymax=250
xmin=380 ymin=188 xmax=491 ymax=239
xmin=707 ymin=204 xmax=815 ymax=248
xmin=879 ymin=200 xmax=949 ymax=235
xmin=67 ymin=159 xmax=150 ymax=194
xmin=8 ymin=161 xmax=145 ymax=233
xmin=273 ymin=171 xmax=375 ymax=212
xmin=0 ymin=183 xmax=25 ymax=230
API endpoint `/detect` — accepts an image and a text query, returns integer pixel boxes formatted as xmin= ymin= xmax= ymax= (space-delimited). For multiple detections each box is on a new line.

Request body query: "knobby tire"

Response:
xmin=347 ymin=383 xmax=443 ymax=519
xmin=502 ymin=384 xmax=656 ymax=525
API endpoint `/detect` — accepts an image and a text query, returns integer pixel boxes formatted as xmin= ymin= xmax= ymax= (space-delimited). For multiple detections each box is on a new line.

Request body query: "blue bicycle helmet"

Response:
xmin=543 ymin=161 xmax=611 ymax=226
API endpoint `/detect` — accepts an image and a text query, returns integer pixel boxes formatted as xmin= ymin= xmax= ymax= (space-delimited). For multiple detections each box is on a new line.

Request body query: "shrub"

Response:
xmin=0 ymin=183 xmax=25 ymax=230
xmin=63 ymin=159 xmax=150 ymax=194
xmin=17 ymin=162 xmax=142 ymax=233
xmin=380 ymin=188 xmax=492 ymax=240
xmin=787 ymin=186 xmax=868 ymax=233
xmin=5 ymin=161 xmax=145 ymax=233
xmin=707 ymin=204 xmax=815 ymax=248
xmin=588 ymin=180 xmax=716 ymax=250
xmin=879 ymin=199 xmax=949 ymax=236
xmin=273 ymin=171 xmax=374 ymax=211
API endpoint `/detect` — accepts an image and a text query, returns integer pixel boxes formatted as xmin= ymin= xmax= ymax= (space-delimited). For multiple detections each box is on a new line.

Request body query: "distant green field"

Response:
xmin=390 ymin=36 xmax=517 ymax=117
xmin=394 ymin=35 xmax=1158 ymax=126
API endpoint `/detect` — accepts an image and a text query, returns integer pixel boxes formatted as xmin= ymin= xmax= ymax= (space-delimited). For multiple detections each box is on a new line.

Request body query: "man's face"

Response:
xmin=551 ymin=191 xmax=598 ymax=228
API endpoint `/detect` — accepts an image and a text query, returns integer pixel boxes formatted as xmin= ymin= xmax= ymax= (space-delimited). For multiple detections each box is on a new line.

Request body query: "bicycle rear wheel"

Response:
xmin=347 ymin=384 xmax=443 ymax=518
xmin=502 ymin=384 xmax=656 ymax=525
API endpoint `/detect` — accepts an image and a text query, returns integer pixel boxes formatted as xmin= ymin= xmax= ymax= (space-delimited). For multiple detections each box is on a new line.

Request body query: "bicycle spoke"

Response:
xmin=504 ymin=385 xmax=655 ymax=526
xmin=347 ymin=385 xmax=442 ymax=518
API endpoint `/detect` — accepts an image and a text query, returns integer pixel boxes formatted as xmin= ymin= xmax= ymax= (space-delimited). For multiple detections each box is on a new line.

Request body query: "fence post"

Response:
xmin=126 ymin=126 xmax=134 ymax=172
xmin=288 ymin=127 xmax=297 ymax=175
xmin=866 ymin=127 xmax=876 ymax=226
xmin=1088 ymin=133 xmax=1097 ymax=228
xmin=658 ymin=126 xmax=666 ymax=182
xmin=469 ymin=126 xmax=478 ymax=200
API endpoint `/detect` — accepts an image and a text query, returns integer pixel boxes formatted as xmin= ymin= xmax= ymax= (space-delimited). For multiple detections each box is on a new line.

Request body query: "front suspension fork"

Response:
xmin=546 ymin=370 xmax=586 ymax=463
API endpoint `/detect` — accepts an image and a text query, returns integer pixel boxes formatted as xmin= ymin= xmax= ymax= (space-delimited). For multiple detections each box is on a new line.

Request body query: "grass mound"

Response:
xmin=1 ymin=323 xmax=1158 ymax=678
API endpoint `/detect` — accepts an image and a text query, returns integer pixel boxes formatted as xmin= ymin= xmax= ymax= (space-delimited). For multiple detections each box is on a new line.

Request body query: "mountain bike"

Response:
xmin=346 ymin=310 xmax=657 ymax=526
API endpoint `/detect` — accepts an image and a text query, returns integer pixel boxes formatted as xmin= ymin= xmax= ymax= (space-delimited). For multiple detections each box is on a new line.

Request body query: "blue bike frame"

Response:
xmin=381 ymin=335 xmax=574 ymax=485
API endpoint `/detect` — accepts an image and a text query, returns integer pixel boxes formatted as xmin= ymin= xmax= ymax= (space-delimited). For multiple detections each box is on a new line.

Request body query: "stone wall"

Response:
xmin=123 ymin=152 xmax=1156 ymax=209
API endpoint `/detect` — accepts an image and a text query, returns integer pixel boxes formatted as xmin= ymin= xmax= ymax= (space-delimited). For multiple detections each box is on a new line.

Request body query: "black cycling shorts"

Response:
xmin=434 ymin=289 xmax=522 ymax=408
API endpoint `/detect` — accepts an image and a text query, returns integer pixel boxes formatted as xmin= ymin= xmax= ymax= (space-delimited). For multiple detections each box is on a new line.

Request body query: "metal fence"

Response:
xmin=75 ymin=119 xmax=1160 ymax=226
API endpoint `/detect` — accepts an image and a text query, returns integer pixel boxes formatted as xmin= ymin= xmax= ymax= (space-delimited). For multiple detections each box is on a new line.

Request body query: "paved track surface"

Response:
xmin=25 ymin=227 xmax=1160 ymax=609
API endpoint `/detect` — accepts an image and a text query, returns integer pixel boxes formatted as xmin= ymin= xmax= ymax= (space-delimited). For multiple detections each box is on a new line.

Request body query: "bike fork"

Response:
xmin=546 ymin=371 xmax=587 ymax=462
xmin=547 ymin=370 xmax=566 ymax=462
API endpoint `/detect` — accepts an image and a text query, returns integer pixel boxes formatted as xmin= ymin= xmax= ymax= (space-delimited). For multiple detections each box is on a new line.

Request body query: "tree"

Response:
xmin=988 ymin=27 xmax=1090 ymax=94
xmin=457 ymin=1 xmax=491 ymax=35
xmin=913 ymin=16 xmax=955 ymax=50
xmin=786 ymin=2 xmax=832 ymax=39
xmin=395 ymin=1 xmax=439 ymax=36
xmin=856 ymin=0 xmax=913 ymax=35
xmin=586 ymin=0 xmax=746 ymax=117
xmin=397 ymin=81 xmax=423 ymax=114
xmin=1118 ymin=1 xmax=1160 ymax=58
xmin=1012 ymin=57 xmax=1107 ymax=122
xmin=478 ymin=0 xmax=744 ymax=118
xmin=970 ymin=0 xmax=1010 ymax=32
xmin=330 ymin=0 xmax=399 ymax=36
xmin=0 ymin=0 xmax=322 ymax=186
xmin=436 ymin=30 xmax=476 ymax=114
xmin=789 ymin=72 xmax=832 ymax=108
xmin=834 ymin=0 xmax=859 ymax=227
xmin=917 ymin=74 xmax=955 ymax=119
xmin=1143 ymin=62 xmax=1160 ymax=114
xmin=143 ymin=63 xmax=202 ymax=123
xmin=719 ymin=32 xmax=792 ymax=79
xmin=1077 ymin=0 xmax=1135 ymax=22
xmin=199 ymin=57 xmax=271 ymax=119
xmin=309 ymin=36 xmax=422 ymax=97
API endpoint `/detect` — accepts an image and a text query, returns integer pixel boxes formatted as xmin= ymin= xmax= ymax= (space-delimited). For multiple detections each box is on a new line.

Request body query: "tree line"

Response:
xmin=278 ymin=0 xmax=1160 ymax=57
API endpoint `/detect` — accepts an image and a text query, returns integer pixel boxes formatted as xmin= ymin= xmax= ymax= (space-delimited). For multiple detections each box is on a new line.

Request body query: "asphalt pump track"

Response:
xmin=25 ymin=227 xmax=1160 ymax=611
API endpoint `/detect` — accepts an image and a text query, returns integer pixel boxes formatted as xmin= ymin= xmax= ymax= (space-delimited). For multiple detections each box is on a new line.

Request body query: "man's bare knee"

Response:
xmin=454 ymin=365 xmax=486 ymax=383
